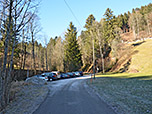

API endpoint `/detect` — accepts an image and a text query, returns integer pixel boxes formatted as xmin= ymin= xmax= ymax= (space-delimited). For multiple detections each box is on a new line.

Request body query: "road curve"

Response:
xmin=33 ymin=76 xmax=116 ymax=114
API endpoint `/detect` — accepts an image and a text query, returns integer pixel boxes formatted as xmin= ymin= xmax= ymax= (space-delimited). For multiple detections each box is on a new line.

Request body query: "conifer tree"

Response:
xmin=84 ymin=14 xmax=95 ymax=29
xmin=64 ymin=22 xmax=82 ymax=71
xmin=80 ymin=14 xmax=96 ymax=67
xmin=103 ymin=8 xmax=116 ymax=44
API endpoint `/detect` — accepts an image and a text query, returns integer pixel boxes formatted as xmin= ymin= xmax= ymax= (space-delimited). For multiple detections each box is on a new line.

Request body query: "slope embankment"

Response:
xmin=128 ymin=39 xmax=152 ymax=74
xmin=112 ymin=38 xmax=152 ymax=74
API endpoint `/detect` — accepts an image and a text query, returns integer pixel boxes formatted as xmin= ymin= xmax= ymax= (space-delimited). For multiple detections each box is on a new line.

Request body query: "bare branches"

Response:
xmin=0 ymin=0 xmax=40 ymax=110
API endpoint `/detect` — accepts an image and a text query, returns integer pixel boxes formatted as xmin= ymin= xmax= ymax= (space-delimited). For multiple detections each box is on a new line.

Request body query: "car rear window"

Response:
xmin=52 ymin=73 xmax=56 ymax=75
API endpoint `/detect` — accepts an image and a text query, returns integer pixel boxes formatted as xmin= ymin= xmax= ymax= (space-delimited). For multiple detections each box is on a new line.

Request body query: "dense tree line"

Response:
xmin=79 ymin=8 xmax=120 ymax=73
xmin=79 ymin=3 xmax=152 ymax=72
xmin=117 ymin=3 xmax=152 ymax=39
xmin=33 ymin=3 xmax=152 ymax=73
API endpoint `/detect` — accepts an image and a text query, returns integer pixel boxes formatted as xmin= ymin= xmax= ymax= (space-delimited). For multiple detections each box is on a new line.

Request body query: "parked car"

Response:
xmin=61 ymin=73 xmax=70 ymax=78
xmin=32 ymin=74 xmax=48 ymax=81
xmin=73 ymin=72 xmax=81 ymax=76
xmin=61 ymin=73 xmax=65 ymax=79
xmin=40 ymin=73 xmax=49 ymax=81
xmin=51 ymin=71 xmax=61 ymax=79
xmin=41 ymin=72 xmax=57 ymax=81
xmin=49 ymin=72 xmax=58 ymax=81
xmin=39 ymin=73 xmax=51 ymax=81
xmin=66 ymin=72 xmax=75 ymax=78
xmin=78 ymin=71 xmax=83 ymax=76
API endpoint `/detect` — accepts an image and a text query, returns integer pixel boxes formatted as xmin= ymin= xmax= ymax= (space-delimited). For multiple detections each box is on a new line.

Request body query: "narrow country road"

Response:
xmin=33 ymin=76 xmax=116 ymax=114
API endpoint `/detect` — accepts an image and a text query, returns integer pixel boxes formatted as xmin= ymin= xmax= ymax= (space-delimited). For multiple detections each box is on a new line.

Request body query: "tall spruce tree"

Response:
xmin=103 ymin=8 xmax=116 ymax=44
xmin=64 ymin=22 xmax=82 ymax=72
xmin=84 ymin=14 xmax=95 ymax=29
xmin=81 ymin=14 xmax=96 ymax=67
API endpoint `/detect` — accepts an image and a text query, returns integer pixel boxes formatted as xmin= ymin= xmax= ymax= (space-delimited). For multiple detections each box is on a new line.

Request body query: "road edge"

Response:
xmin=84 ymin=79 xmax=117 ymax=114
xmin=31 ymin=84 xmax=50 ymax=114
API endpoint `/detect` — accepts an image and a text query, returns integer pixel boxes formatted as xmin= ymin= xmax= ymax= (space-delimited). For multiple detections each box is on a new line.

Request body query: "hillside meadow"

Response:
xmin=88 ymin=39 xmax=152 ymax=114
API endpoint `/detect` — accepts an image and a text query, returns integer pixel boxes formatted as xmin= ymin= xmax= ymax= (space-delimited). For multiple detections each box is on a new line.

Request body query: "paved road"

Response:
xmin=33 ymin=76 xmax=116 ymax=114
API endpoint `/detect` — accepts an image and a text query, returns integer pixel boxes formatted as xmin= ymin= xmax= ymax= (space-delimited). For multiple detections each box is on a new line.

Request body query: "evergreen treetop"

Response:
xmin=64 ymin=22 xmax=82 ymax=72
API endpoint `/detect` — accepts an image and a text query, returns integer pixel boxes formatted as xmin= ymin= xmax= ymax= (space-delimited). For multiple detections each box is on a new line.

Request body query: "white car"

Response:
xmin=51 ymin=71 xmax=61 ymax=79
xmin=73 ymin=72 xmax=80 ymax=76
xmin=34 ymin=74 xmax=48 ymax=81
xmin=41 ymin=73 xmax=52 ymax=81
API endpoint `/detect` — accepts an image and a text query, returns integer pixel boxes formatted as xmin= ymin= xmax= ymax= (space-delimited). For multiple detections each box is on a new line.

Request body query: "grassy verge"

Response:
xmin=88 ymin=73 xmax=152 ymax=114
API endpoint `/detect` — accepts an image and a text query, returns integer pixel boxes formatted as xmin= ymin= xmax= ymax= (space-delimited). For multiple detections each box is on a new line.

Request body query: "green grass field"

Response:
xmin=129 ymin=39 xmax=152 ymax=74
xmin=95 ymin=72 xmax=152 ymax=80
xmin=88 ymin=39 xmax=152 ymax=114
xmin=88 ymin=73 xmax=152 ymax=114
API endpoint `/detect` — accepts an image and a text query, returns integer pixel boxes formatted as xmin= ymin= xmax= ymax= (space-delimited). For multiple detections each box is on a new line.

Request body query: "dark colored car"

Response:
xmin=61 ymin=73 xmax=70 ymax=79
xmin=78 ymin=71 xmax=83 ymax=76
xmin=41 ymin=72 xmax=57 ymax=81
xmin=49 ymin=73 xmax=57 ymax=81
xmin=66 ymin=72 xmax=75 ymax=78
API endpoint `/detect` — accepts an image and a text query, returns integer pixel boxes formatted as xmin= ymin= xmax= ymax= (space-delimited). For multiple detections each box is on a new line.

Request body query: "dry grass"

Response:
xmin=88 ymin=73 xmax=152 ymax=114
xmin=121 ymin=32 xmax=134 ymax=41
xmin=121 ymin=31 xmax=152 ymax=41
xmin=89 ymin=39 xmax=152 ymax=113
xmin=128 ymin=39 xmax=152 ymax=74
xmin=112 ymin=39 xmax=152 ymax=73
xmin=1 ymin=79 xmax=49 ymax=114
xmin=9 ymin=81 xmax=33 ymax=101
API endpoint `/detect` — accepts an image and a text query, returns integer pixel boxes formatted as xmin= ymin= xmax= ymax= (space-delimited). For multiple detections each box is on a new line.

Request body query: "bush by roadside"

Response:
xmin=0 ymin=77 xmax=49 ymax=114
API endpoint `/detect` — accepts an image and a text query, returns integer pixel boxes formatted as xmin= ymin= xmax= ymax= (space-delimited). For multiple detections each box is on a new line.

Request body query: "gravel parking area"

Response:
xmin=0 ymin=77 xmax=49 ymax=114
xmin=87 ymin=77 xmax=152 ymax=114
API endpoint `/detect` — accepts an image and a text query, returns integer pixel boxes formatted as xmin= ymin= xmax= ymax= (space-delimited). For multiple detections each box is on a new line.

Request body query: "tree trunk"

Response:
xmin=23 ymin=44 xmax=26 ymax=70
xmin=38 ymin=47 xmax=41 ymax=71
xmin=7 ymin=32 xmax=16 ymax=104
xmin=92 ymin=37 xmax=95 ymax=79
xmin=99 ymin=42 xmax=105 ymax=74
xmin=147 ymin=19 xmax=151 ymax=35
xmin=21 ymin=29 xmax=27 ymax=70
xmin=32 ymin=35 xmax=36 ymax=74
xmin=97 ymin=29 xmax=105 ymax=74
xmin=136 ymin=16 xmax=140 ymax=38
xmin=20 ymin=30 xmax=25 ymax=69
xmin=132 ymin=26 xmax=136 ymax=40
xmin=1 ymin=0 xmax=13 ymax=109
xmin=45 ymin=48 xmax=48 ymax=71
xmin=90 ymin=30 xmax=95 ymax=79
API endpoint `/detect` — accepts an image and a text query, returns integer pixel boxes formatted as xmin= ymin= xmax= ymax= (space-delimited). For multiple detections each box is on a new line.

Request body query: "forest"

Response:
xmin=0 ymin=0 xmax=152 ymax=110
xmin=11 ymin=3 xmax=152 ymax=73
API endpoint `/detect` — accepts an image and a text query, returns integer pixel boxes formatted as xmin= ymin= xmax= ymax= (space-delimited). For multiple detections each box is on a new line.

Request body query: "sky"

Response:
xmin=38 ymin=0 xmax=151 ymax=43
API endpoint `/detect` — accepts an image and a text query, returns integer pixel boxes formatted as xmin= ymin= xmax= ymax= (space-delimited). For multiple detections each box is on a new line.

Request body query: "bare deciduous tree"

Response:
xmin=0 ymin=0 xmax=39 ymax=110
xmin=29 ymin=14 xmax=41 ymax=74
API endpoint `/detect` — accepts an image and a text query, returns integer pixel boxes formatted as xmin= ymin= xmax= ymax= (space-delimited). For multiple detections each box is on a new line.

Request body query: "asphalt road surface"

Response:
xmin=33 ymin=76 xmax=116 ymax=114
